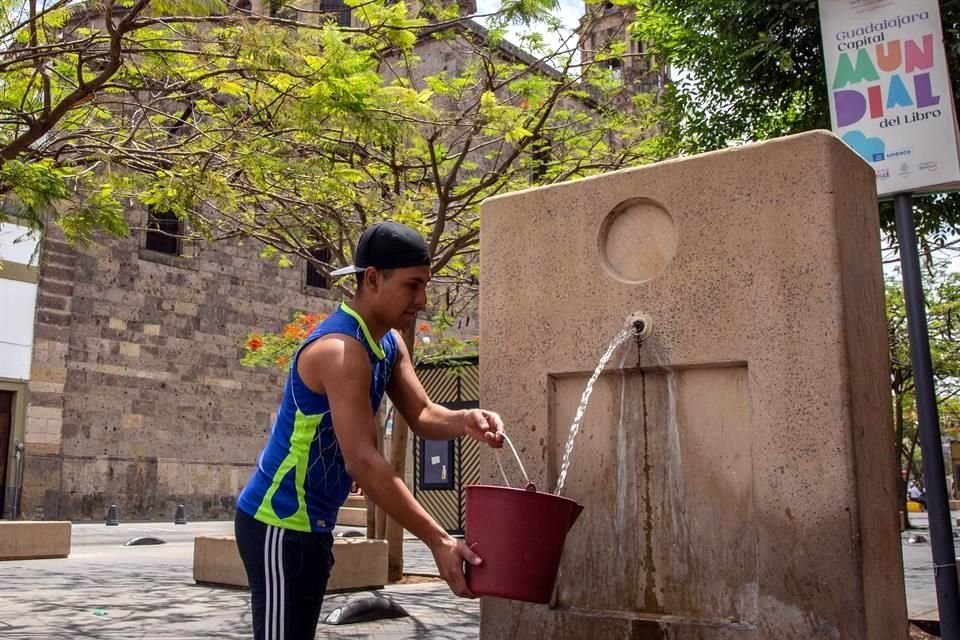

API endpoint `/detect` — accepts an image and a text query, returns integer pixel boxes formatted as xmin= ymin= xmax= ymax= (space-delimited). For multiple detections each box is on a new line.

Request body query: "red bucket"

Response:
xmin=465 ymin=483 xmax=584 ymax=603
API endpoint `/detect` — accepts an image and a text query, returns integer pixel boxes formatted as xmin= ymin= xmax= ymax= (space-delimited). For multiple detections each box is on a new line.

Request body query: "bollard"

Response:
xmin=174 ymin=504 xmax=187 ymax=525
xmin=11 ymin=441 xmax=24 ymax=520
xmin=106 ymin=504 xmax=119 ymax=526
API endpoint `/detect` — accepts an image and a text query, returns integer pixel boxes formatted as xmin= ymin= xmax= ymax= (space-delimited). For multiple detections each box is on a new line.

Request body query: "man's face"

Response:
xmin=370 ymin=265 xmax=431 ymax=328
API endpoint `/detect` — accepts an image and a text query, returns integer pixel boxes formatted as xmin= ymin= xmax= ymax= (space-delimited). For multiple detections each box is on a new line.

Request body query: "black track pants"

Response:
xmin=234 ymin=508 xmax=335 ymax=640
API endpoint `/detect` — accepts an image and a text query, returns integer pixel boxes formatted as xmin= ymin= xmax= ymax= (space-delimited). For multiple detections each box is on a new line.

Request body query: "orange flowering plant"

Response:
xmin=241 ymin=312 xmax=329 ymax=370
xmin=242 ymin=309 xmax=478 ymax=371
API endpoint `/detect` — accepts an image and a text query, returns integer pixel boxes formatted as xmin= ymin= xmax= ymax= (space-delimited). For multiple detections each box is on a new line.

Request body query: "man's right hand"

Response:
xmin=429 ymin=535 xmax=481 ymax=598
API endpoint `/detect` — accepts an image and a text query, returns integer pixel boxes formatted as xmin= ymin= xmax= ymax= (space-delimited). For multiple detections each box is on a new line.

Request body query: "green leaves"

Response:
xmin=502 ymin=125 xmax=530 ymax=144
xmin=59 ymin=181 xmax=128 ymax=245
xmin=631 ymin=0 xmax=828 ymax=155
xmin=0 ymin=160 xmax=129 ymax=245
xmin=147 ymin=0 xmax=231 ymax=17
xmin=493 ymin=0 xmax=557 ymax=27
xmin=887 ymin=260 xmax=960 ymax=465
xmin=0 ymin=160 xmax=71 ymax=223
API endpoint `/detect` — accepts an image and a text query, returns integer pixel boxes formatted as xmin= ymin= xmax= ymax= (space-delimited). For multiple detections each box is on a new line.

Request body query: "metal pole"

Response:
xmin=894 ymin=191 xmax=960 ymax=639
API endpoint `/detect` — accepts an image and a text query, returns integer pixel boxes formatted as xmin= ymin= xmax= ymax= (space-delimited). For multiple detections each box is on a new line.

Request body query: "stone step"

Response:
xmin=0 ymin=522 xmax=71 ymax=560
xmin=337 ymin=507 xmax=368 ymax=527
xmin=345 ymin=494 xmax=367 ymax=509
xmin=193 ymin=536 xmax=387 ymax=592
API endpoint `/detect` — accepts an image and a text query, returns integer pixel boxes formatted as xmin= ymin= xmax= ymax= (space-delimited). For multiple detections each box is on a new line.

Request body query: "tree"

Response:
xmin=886 ymin=260 xmax=960 ymax=524
xmin=0 ymin=0 xmax=660 ymax=330
xmin=630 ymin=0 xmax=960 ymax=245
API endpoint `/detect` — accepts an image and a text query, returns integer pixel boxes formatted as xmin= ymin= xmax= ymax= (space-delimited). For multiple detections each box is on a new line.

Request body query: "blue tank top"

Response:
xmin=237 ymin=302 xmax=399 ymax=532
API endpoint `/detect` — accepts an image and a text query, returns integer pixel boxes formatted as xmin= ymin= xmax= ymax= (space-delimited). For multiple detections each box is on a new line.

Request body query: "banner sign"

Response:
xmin=819 ymin=0 xmax=960 ymax=195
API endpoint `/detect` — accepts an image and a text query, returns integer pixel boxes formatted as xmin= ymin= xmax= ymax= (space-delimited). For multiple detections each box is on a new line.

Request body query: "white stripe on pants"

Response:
xmin=263 ymin=525 xmax=286 ymax=640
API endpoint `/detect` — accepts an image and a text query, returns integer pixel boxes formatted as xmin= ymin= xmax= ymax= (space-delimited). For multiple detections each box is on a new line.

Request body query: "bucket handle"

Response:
xmin=494 ymin=432 xmax=532 ymax=489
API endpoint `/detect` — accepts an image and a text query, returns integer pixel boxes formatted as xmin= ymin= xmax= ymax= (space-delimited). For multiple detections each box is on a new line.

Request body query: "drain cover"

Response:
xmin=323 ymin=596 xmax=408 ymax=625
xmin=123 ymin=537 xmax=167 ymax=546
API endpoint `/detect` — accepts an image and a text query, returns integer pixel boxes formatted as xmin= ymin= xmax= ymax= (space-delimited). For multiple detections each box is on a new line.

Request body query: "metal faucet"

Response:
xmin=625 ymin=312 xmax=653 ymax=367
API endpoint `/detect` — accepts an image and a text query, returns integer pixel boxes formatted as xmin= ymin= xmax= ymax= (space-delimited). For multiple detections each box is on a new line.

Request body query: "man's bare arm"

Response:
xmin=386 ymin=333 xmax=503 ymax=447
xmin=297 ymin=336 xmax=480 ymax=597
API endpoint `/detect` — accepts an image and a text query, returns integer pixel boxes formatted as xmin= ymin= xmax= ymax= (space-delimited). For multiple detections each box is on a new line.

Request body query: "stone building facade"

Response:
xmin=13 ymin=211 xmax=342 ymax=521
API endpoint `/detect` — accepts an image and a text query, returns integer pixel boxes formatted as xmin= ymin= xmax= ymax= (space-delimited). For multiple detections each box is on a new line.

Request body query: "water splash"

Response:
xmin=650 ymin=345 xmax=683 ymax=500
xmin=555 ymin=327 xmax=634 ymax=495
xmin=647 ymin=341 xmax=689 ymax=580
xmin=614 ymin=339 xmax=632 ymax=562
xmin=639 ymin=367 xmax=660 ymax=612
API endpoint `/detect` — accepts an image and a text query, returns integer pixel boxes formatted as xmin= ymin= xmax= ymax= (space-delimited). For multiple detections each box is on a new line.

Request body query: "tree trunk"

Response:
xmin=907 ymin=429 xmax=921 ymax=489
xmin=895 ymin=394 xmax=911 ymax=530
xmin=903 ymin=424 xmax=923 ymax=530
xmin=375 ymin=504 xmax=387 ymax=540
xmin=367 ymin=403 xmax=386 ymax=539
xmin=374 ymin=408 xmax=388 ymax=541
xmin=365 ymin=493 xmax=377 ymax=538
xmin=386 ymin=321 xmax=416 ymax=582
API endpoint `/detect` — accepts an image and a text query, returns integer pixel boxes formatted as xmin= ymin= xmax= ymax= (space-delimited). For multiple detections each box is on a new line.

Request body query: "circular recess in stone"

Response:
xmin=598 ymin=198 xmax=677 ymax=283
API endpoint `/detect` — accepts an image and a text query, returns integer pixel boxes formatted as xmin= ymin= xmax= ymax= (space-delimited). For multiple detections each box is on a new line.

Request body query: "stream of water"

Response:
xmin=554 ymin=326 xmax=635 ymax=496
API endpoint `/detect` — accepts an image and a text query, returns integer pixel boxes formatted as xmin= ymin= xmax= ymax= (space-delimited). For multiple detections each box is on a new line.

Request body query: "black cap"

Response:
xmin=330 ymin=221 xmax=431 ymax=277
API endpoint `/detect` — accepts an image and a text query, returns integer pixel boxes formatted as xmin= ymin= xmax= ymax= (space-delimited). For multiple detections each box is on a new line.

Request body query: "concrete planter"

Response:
xmin=0 ymin=521 xmax=71 ymax=560
xmin=193 ymin=535 xmax=388 ymax=592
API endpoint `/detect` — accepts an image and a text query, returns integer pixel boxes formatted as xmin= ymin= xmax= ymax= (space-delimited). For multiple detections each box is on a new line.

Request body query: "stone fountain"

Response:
xmin=478 ymin=131 xmax=907 ymax=639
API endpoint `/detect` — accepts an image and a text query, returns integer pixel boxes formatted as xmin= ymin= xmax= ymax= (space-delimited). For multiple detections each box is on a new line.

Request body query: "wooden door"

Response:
xmin=0 ymin=391 xmax=12 ymax=518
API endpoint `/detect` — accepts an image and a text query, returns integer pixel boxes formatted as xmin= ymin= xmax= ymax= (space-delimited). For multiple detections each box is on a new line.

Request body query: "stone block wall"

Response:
xmin=22 ymin=219 xmax=339 ymax=521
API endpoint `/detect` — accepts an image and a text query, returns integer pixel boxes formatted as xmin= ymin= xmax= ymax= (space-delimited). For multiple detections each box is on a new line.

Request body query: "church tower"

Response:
xmin=576 ymin=2 xmax=669 ymax=109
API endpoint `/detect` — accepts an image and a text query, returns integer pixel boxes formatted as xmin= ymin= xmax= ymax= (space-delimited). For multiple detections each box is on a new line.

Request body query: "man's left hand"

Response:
xmin=464 ymin=409 xmax=504 ymax=448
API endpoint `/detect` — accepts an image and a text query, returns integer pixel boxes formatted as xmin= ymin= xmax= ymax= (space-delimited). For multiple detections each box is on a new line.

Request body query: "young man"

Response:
xmin=235 ymin=221 xmax=504 ymax=640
